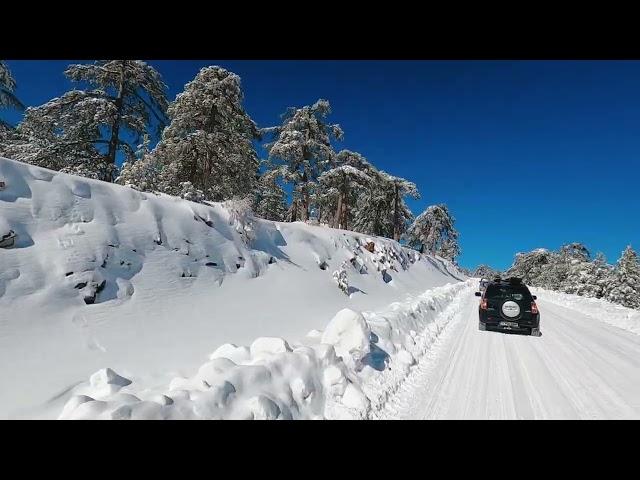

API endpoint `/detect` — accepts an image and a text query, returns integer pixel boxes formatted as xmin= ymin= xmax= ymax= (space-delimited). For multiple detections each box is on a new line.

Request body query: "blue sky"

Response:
xmin=3 ymin=60 xmax=639 ymax=271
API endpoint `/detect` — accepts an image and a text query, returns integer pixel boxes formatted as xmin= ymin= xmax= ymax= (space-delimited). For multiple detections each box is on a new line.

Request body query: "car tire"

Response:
xmin=479 ymin=321 xmax=486 ymax=331
xmin=531 ymin=327 xmax=541 ymax=337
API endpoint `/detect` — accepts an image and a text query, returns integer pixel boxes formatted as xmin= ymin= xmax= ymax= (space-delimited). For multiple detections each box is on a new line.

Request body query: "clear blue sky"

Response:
xmin=3 ymin=60 xmax=639 ymax=271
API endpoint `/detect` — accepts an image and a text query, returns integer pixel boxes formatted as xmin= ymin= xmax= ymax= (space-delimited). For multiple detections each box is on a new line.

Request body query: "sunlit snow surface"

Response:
xmin=0 ymin=157 xmax=465 ymax=419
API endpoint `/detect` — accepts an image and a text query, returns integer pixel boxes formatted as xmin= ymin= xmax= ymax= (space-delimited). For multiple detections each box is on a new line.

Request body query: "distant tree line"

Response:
xmin=473 ymin=243 xmax=640 ymax=310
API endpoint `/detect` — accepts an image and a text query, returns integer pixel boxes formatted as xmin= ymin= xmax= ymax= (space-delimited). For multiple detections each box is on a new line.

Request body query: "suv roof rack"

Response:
xmin=490 ymin=276 xmax=523 ymax=285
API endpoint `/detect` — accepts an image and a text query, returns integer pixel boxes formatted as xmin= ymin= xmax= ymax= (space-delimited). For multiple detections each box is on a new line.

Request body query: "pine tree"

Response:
xmin=440 ymin=237 xmax=462 ymax=263
xmin=606 ymin=245 xmax=640 ymax=309
xmin=118 ymin=66 xmax=259 ymax=202
xmin=574 ymin=252 xmax=613 ymax=299
xmin=265 ymin=99 xmax=343 ymax=222
xmin=405 ymin=204 xmax=459 ymax=260
xmin=0 ymin=60 xmax=24 ymax=132
xmin=3 ymin=92 xmax=113 ymax=179
xmin=473 ymin=264 xmax=500 ymax=279
xmin=556 ymin=242 xmax=591 ymax=293
xmin=253 ymin=165 xmax=287 ymax=221
xmin=116 ymin=134 xmax=159 ymax=191
xmin=351 ymin=169 xmax=418 ymax=239
xmin=350 ymin=165 xmax=390 ymax=236
xmin=506 ymin=248 xmax=557 ymax=287
xmin=3 ymin=60 xmax=168 ymax=182
xmin=313 ymin=185 xmax=339 ymax=225
xmin=317 ymin=150 xmax=372 ymax=230
xmin=64 ymin=61 xmax=168 ymax=170
xmin=388 ymin=175 xmax=420 ymax=241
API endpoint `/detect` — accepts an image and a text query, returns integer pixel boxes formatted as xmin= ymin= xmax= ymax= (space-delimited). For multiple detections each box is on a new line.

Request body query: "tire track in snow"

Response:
xmin=369 ymin=288 xmax=476 ymax=420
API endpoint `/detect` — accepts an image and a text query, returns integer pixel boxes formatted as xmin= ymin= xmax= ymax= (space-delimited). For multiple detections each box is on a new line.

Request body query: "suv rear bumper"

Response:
xmin=479 ymin=312 xmax=540 ymax=330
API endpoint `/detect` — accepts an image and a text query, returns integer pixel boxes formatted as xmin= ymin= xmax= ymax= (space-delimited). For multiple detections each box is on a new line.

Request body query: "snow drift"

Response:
xmin=57 ymin=281 xmax=473 ymax=420
xmin=0 ymin=157 xmax=466 ymax=418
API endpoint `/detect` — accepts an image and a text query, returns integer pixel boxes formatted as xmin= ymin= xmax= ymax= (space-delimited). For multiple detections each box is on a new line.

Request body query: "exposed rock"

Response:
xmin=0 ymin=230 xmax=16 ymax=248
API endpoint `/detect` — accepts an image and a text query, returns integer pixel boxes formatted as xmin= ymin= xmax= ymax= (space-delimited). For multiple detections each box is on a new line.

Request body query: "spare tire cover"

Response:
xmin=501 ymin=300 xmax=521 ymax=318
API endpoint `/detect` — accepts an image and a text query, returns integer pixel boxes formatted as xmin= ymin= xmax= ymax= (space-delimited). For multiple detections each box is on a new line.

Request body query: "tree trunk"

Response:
xmin=290 ymin=197 xmax=298 ymax=222
xmin=300 ymin=144 xmax=312 ymax=221
xmin=341 ymin=177 xmax=349 ymax=230
xmin=340 ymin=200 xmax=348 ymax=230
xmin=300 ymin=170 xmax=309 ymax=221
xmin=202 ymin=103 xmax=221 ymax=196
xmin=333 ymin=193 xmax=343 ymax=229
xmin=373 ymin=199 xmax=382 ymax=236
xmin=393 ymin=183 xmax=400 ymax=241
xmin=333 ymin=171 xmax=346 ymax=229
xmin=106 ymin=60 xmax=127 ymax=180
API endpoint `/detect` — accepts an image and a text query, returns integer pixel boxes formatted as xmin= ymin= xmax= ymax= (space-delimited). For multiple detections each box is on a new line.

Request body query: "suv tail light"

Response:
xmin=531 ymin=301 xmax=538 ymax=314
xmin=480 ymin=298 xmax=488 ymax=310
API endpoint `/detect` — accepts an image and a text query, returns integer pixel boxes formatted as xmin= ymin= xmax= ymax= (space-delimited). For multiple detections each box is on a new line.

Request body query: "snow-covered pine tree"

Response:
xmin=505 ymin=248 xmax=558 ymax=287
xmin=264 ymin=99 xmax=343 ymax=222
xmin=317 ymin=150 xmax=372 ymax=230
xmin=473 ymin=264 xmax=500 ymax=279
xmin=0 ymin=60 xmax=24 ymax=132
xmin=350 ymin=169 xmax=418 ymax=239
xmin=352 ymin=172 xmax=391 ymax=237
xmin=606 ymin=245 xmax=640 ymax=309
xmin=332 ymin=261 xmax=349 ymax=295
xmin=4 ymin=60 xmax=168 ymax=182
xmin=388 ymin=176 xmax=420 ymax=241
xmin=313 ymin=186 xmax=339 ymax=226
xmin=556 ymin=242 xmax=592 ymax=294
xmin=405 ymin=204 xmax=459 ymax=260
xmin=3 ymin=92 xmax=114 ymax=179
xmin=64 ymin=61 xmax=168 ymax=170
xmin=439 ymin=237 xmax=462 ymax=263
xmin=573 ymin=252 xmax=613 ymax=299
xmin=253 ymin=164 xmax=287 ymax=221
xmin=119 ymin=66 xmax=259 ymax=202
xmin=117 ymin=134 xmax=160 ymax=192
xmin=134 ymin=134 xmax=151 ymax=160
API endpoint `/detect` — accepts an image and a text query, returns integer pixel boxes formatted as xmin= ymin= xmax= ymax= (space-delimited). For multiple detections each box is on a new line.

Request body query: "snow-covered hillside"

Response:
xmin=0 ymin=157 xmax=465 ymax=419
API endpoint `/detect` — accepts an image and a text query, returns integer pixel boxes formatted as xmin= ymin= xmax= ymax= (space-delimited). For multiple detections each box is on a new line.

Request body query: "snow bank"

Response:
xmin=0 ymin=157 xmax=465 ymax=418
xmin=57 ymin=280 xmax=473 ymax=419
xmin=532 ymin=287 xmax=640 ymax=336
xmin=321 ymin=309 xmax=370 ymax=369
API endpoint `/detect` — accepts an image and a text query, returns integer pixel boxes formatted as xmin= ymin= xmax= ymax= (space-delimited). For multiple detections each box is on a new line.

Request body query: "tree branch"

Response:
xmin=132 ymin=91 xmax=167 ymax=127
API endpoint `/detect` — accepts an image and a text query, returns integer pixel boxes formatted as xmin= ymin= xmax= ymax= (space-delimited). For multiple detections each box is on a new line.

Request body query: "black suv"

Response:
xmin=475 ymin=277 xmax=541 ymax=336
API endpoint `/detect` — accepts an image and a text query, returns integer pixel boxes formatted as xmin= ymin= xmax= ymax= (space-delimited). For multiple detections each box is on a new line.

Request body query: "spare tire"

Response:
xmin=501 ymin=300 xmax=521 ymax=318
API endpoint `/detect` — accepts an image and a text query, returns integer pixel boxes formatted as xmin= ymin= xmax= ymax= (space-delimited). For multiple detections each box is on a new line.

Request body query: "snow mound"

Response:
xmin=321 ymin=309 xmax=371 ymax=369
xmin=250 ymin=337 xmax=292 ymax=359
xmin=57 ymin=280 xmax=473 ymax=420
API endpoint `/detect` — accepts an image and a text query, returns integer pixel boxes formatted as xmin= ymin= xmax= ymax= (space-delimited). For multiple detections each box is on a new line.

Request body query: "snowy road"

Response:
xmin=377 ymin=290 xmax=640 ymax=419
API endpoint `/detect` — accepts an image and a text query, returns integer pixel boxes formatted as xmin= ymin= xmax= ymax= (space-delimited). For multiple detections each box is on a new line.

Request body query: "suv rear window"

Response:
xmin=485 ymin=284 xmax=532 ymax=302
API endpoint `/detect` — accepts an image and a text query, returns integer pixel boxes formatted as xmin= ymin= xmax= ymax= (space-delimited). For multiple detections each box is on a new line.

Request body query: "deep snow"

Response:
xmin=56 ymin=281 xmax=473 ymax=420
xmin=0 ymin=157 xmax=465 ymax=419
